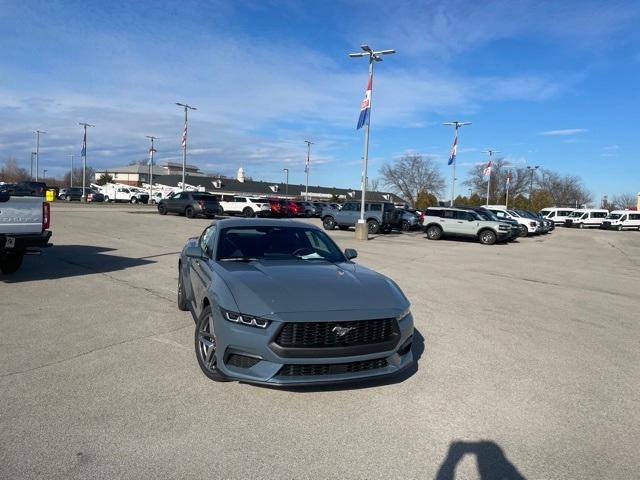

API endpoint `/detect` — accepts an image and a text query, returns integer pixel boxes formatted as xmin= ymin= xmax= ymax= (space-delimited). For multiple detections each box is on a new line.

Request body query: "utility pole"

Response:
xmin=43 ymin=169 xmax=47 ymax=180
xmin=30 ymin=152 xmax=36 ymax=180
xmin=349 ymin=44 xmax=396 ymax=240
xmin=283 ymin=168 xmax=289 ymax=197
xmin=482 ymin=149 xmax=499 ymax=206
xmin=527 ymin=165 xmax=539 ymax=208
xmin=304 ymin=140 xmax=313 ymax=201
xmin=505 ymin=170 xmax=511 ymax=208
xmin=146 ymin=136 xmax=158 ymax=204
xmin=175 ymin=103 xmax=197 ymax=191
xmin=68 ymin=155 xmax=75 ymax=187
xmin=443 ymin=121 xmax=471 ymax=206
xmin=34 ymin=130 xmax=46 ymax=182
xmin=79 ymin=122 xmax=95 ymax=202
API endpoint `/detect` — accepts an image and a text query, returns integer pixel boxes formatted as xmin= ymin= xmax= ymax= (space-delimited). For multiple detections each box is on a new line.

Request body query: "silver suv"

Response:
xmin=423 ymin=207 xmax=511 ymax=245
xmin=322 ymin=201 xmax=397 ymax=234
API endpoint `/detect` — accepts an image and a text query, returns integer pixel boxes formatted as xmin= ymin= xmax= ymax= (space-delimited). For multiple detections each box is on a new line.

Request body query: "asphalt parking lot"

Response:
xmin=1 ymin=203 xmax=639 ymax=479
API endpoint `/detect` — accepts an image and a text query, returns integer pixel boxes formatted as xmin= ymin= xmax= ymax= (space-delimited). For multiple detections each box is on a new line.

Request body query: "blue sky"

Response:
xmin=1 ymin=0 xmax=638 ymax=199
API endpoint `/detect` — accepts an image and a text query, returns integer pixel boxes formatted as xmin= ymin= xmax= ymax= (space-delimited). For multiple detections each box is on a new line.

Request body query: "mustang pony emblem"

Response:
xmin=332 ymin=326 xmax=356 ymax=337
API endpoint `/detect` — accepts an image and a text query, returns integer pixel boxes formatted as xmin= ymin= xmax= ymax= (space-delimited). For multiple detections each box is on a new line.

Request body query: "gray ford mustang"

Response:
xmin=178 ymin=218 xmax=414 ymax=386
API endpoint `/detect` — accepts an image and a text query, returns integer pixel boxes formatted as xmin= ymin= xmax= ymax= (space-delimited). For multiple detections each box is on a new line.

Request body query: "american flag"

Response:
xmin=181 ymin=121 xmax=187 ymax=149
xmin=483 ymin=160 xmax=493 ymax=176
xmin=448 ymin=134 xmax=458 ymax=165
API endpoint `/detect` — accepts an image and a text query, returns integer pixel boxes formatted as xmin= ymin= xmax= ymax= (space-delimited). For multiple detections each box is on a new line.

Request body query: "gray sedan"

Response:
xmin=178 ymin=218 xmax=414 ymax=386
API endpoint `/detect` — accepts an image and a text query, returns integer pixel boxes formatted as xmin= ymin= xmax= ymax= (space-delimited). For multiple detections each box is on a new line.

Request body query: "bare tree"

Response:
xmin=610 ymin=192 xmax=637 ymax=210
xmin=537 ymin=169 xmax=593 ymax=207
xmin=369 ymin=177 xmax=380 ymax=192
xmin=463 ymin=158 xmax=529 ymax=204
xmin=380 ymin=154 xmax=445 ymax=206
xmin=0 ymin=158 xmax=30 ymax=183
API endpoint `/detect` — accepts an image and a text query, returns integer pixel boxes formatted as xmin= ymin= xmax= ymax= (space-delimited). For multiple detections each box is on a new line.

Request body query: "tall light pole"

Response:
xmin=146 ymin=136 xmax=158 ymax=204
xmin=34 ymin=130 xmax=46 ymax=182
xmin=283 ymin=168 xmax=289 ymax=197
xmin=482 ymin=149 xmax=500 ymax=206
xmin=443 ymin=121 xmax=471 ymax=206
xmin=30 ymin=152 xmax=36 ymax=180
xmin=527 ymin=165 xmax=539 ymax=208
xmin=176 ymin=102 xmax=197 ymax=191
xmin=505 ymin=169 xmax=511 ymax=208
xmin=79 ymin=122 xmax=95 ymax=202
xmin=304 ymin=140 xmax=313 ymax=201
xmin=43 ymin=169 xmax=47 ymax=180
xmin=68 ymin=155 xmax=75 ymax=187
xmin=349 ymin=44 xmax=396 ymax=239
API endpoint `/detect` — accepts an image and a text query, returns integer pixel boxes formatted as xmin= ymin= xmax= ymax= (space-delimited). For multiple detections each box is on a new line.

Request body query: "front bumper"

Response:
xmin=0 ymin=230 xmax=52 ymax=251
xmin=212 ymin=310 xmax=415 ymax=386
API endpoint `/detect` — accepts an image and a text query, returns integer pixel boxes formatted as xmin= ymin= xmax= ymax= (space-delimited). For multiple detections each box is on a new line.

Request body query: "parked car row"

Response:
xmin=57 ymin=187 xmax=105 ymax=202
xmin=539 ymin=207 xmax=640 ymax=231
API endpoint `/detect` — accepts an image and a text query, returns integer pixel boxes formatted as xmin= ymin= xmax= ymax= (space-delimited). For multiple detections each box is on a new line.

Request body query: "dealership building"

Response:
xmin=94 ymin=163 xmax=406 ymax=204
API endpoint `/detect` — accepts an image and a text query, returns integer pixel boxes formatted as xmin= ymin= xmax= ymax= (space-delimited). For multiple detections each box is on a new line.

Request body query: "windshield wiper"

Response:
xmin=219 ymin=257 xmax=258 ymax=262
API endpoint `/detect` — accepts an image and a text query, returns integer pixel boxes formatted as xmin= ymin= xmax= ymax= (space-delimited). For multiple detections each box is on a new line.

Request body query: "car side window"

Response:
xmin=199 ymin=226 xmax=217 ymax=257
xmin=443 ymin=210 xmax=455 ymax=219
xmin=426 ymin=209 xmax=441 ymax=217
xmin=369 ymin=204 xmax=382 ymax=211
xmin=235 ymin=197 xmax=246 ymax=202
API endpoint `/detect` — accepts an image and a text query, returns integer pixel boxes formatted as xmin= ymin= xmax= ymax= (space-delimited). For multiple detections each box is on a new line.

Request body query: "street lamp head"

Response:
xmin=377 ymin=49 xmax=396 ymax=55
xmin=360 ymin=44 xmax=372 ymax=53
xmin=348 ymin=52 xmax=367 ymax=57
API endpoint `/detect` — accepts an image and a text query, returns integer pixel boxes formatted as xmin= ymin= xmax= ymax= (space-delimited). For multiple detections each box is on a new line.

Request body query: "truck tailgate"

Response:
xmin=0 ymin=196 xmax=44 ymax=235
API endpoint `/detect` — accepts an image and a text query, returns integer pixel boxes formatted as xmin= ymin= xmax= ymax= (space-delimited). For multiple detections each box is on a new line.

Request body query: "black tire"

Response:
xmin=195 ymin=305 xmax=229 ymax=382
xmin=578 ymin=223 xmax=584 ymax=229
xmin=158 ymin=204 xmax=167 ymax=215
xmin=130 ymin=196 xmax=138 ymax=204
xmin=323 ymin=216 xmax=336 ymax=230
xmin=382 ymin=225 xmax=392 ymax=234
xmin=104 ymin=196 xmax=110 ymax=203
xmin=0 ymin=251 xmax=24 ymax=274
xmin=65 ymin=195 xmax=72 ymax=202
xmin=519 ymin=225 xmax=528 ymax=237
xmin=479 ymin=229 xmax=497 ymax=245
xmin=400 ymin=220 xmax=411 ymax=232
xmin=185 ymin=206 xmax=195 ymax=219
xmin=426 ymin=225 xmax=442 ymax=240
xmin=617 ymin=225 xmax=623 ymax=231
xmin=243 ymin=207 xmax=254 ymax=218
xmin=177 ymin=268 xmax=188 ymax=311
xmin=367 ymin=219 xmax=380 ymax=234
xmin=218 ymin=206 xmax=224 ymax=216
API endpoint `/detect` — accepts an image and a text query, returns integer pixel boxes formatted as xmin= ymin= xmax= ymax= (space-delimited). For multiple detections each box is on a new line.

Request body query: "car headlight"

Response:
xmin=221 ymin=308 xmax=270 ymax=328
xmin=397 ymin=308 xmax=411 ymax=322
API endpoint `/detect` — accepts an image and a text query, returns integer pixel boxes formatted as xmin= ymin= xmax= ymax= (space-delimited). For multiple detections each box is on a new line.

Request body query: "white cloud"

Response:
xmin=538 ymin=129 xmax=587 ymax=136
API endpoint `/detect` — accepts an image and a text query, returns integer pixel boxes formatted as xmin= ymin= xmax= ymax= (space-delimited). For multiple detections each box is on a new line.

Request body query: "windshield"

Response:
xmin=606 ymin=213 xmax=622 ymax=219
xmin=217 ymin=226 xmax=346 ymax=263
xmin=507 ymin=210 xmax=520 ymax=217
xmin=568 ymin=211 xmax=583 ymax=217
xmin=478 ymin=209 xmax=499 ymax=221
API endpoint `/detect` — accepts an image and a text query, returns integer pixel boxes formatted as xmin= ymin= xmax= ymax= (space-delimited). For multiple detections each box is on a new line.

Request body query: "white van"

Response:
xmin=539 ymin=207 xmax=575 ymax=225
xmin=601 ymin=210 xmax=640 ymax=231
xmin=563 ymin=209 xmax=609 ymax=228
xmin=485 ymin=206 xmax=539 ymax=236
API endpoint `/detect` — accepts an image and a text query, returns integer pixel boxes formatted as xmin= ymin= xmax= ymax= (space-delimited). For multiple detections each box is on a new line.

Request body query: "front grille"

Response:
xmin=275 ymin=318 xmax=396 ymax=348
xmin=278 ymin=358 xmax=388 ymax=376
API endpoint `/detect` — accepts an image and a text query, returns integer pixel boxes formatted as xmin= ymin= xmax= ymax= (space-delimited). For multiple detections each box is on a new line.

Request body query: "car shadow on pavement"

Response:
xmin=0 ymin=245 xmax=157 ymax=283
xmin=254 ymin=329 xmax=425 ymax=393
xmin=435 ymin=440 xmax=526 ymax=480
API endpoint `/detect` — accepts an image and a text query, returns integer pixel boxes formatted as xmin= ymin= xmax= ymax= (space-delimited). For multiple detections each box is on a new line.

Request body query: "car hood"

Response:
xmin=215 ymin=260 xmax=408 ymax=316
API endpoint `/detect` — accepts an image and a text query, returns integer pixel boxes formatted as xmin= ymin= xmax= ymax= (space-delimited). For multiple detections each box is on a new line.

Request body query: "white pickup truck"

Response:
xmin=0 ymin=192 xmax=52 ymax=274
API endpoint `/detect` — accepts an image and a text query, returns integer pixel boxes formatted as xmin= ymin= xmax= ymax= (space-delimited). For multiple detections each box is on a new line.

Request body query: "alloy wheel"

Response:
xmin=197 ymin=312 xmax=217 ymax=372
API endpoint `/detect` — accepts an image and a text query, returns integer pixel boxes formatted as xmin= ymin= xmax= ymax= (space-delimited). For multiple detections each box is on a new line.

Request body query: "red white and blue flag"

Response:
xmin=80 ymin=130 xmax=87 ymax=157
xmin=448 ymin=134 xmax=458 ymax=165
xmin=356 ymin=75 xmax=372 ymax=130
xmin=181 ymin=121 xmax=187 ymax=149
xmin=483 ymin=160 xmax=493 ymax=176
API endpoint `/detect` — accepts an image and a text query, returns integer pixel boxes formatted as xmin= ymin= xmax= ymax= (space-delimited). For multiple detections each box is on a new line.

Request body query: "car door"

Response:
xmin=454 ymin=210 xmax=477 ymax=236
xmin=189 ymin=225 xmax=217 ymax=313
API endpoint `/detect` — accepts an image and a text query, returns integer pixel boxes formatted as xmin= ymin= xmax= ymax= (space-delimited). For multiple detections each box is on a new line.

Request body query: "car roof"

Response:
xmin=211 ymin=217 xmax=321 ymax=230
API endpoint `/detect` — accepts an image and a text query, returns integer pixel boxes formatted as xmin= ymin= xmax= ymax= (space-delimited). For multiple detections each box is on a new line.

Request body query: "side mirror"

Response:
xmin=185 ymin=245 xmax=205 ymax=259
xmin=344 ymin=248 xmax=358 ymax=260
